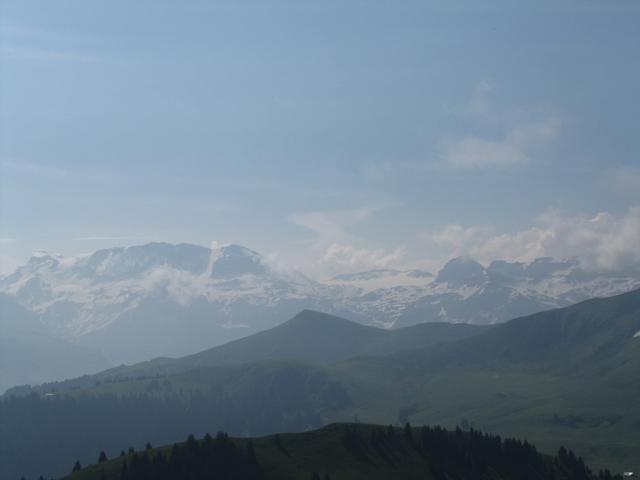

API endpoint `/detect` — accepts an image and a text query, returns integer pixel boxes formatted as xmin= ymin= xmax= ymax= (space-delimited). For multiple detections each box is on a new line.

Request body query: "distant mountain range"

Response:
xmin=2 ymin=242 xmax=639 ymax=366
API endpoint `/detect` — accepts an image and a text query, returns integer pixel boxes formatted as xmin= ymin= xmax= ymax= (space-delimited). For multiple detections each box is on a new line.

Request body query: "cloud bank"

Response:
xmin=290 ymin=202 xmax=640 ymax=277
xmin=320 ymin=243 xmax=406 ymax=273
xmin=290 ymin=206 xmax=407 ymax=277
xmin=421 ymin=207 xmax=640 ymax=271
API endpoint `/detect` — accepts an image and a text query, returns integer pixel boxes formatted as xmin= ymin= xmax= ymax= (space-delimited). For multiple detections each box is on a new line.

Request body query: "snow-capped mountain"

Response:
xmin=2 ymin=243 xmax=315 ymax=337
xmin=390 ymin=256 xmax=640 ymax=328
xmin=0 ymin=243 xmax=357 ymax=363
xmin=2 ymin=242 xmax=640 ymax=365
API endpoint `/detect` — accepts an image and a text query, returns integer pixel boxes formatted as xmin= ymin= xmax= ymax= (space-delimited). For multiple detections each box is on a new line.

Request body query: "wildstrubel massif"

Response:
xmin=2 ymin=242 xmax=639 ymax=366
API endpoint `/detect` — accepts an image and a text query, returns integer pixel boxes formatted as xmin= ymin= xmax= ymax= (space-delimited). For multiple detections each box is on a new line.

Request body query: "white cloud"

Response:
xmin=446 ymin=80 xmax=496 ymax=119
xmin=508 ymin=119 xmax=559 ymax=145
xmin=289 ymin=206 xmax=407 ymax=277
xmin=427 ymin=223 xmax=552 ymax=264
xmin=442 ymin=136 xmax=526 ymax=169
xmin=420 ymin=207 xmax=640 ymax=271
xmin=290 ymin=207 xmax=375 ymax=244
xmin=320 ymin=243 xmax=406 ymax=273
xmin=442 ymin=119 xmax=560 ymax=169
xmin=441 ymin=81 xmax=561 ymax=170
xmin=0 ymin=254 xmax=21 ymax=276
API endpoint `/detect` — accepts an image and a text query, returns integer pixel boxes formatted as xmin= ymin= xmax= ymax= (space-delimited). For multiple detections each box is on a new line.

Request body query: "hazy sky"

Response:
xmin=1 ymin=0 xmax=639 ymax=277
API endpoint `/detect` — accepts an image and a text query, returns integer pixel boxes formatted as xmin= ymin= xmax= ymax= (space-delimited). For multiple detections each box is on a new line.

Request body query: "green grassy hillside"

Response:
xmin=389 ymin=290 xmax=640 ymax=375
xmin=329 ymin=290 xmax=640 ymax=471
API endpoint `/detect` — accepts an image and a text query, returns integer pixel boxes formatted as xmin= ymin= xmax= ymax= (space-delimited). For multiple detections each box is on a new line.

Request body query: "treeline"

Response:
xmin=343 ymin=424 xmax=621 ymax=480
xmin=63 ymin=424 xmax=619 ymax=480
xmin=1 ymin=364 xmax=348 ymax=480
xmin=114 ymin=433 xmax=263 ymax=480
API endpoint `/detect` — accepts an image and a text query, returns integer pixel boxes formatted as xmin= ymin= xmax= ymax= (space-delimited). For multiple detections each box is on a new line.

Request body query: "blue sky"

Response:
xmin=1 ymin=0 xmax=639 ymax=277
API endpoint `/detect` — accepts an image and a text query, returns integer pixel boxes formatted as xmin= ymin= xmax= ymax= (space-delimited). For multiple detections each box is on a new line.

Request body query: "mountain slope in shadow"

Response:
xmin=94 ymin=310 xmax=487 ymax=380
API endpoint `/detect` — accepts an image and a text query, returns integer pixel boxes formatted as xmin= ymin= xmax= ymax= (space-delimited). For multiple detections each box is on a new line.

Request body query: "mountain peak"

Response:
xmin=28 ymin=250 xmax=63 ymax=265
xmin=436 ymin=257 xmax=487 ymax=285
xmin=208 ymin=243 xmax=266 ymax=277
xmin=524 ymin=257 xmax=579 ymax=280
xmin=22 ymin=242 xmax=269 ymax=280
xmin=284 ymin=309 xmax=360 ymax=329
xmin=70 ymin=242 xmax=212 ymax=278
xmin=487 ymin=260 xmax=525 ymax=281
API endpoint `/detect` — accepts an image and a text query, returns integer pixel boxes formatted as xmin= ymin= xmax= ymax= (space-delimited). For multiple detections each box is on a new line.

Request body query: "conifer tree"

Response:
xmin=404 ymin=422 xmax=413 ymax=442
xmin=186 ymin=434 xmax=198 ymax=452
xmin=246 ymin=440 xmax=258 ymax=464
xmin=386 ymin=424 xmax=395 ymax=441
xmin=120 ymin=461 xmax=129 ymax=480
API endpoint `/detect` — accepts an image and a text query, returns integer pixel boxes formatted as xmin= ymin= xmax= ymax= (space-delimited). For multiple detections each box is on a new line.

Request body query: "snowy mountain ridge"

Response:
xmin=1 ymin=243 xmax=324 ymax=338
xmin=2 ymin=242 xmax=639 ymax=364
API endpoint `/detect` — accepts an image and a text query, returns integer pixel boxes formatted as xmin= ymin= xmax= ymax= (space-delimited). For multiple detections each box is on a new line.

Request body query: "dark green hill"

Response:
xmin=89 ymin=310 xmax=486 ymax=381
xmin=170 ymin=309 xmax=487 ymax=366
xmin=64 ymin=423 xmax=613 ymax=480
